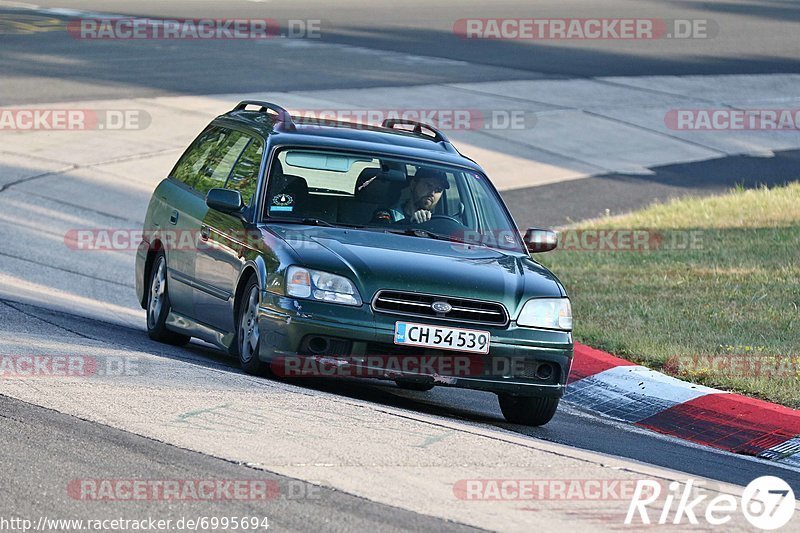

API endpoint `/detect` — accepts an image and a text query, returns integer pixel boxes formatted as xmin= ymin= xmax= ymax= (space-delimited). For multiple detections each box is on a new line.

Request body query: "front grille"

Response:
xmin=372 ymin=290 xmax=508 ymax=326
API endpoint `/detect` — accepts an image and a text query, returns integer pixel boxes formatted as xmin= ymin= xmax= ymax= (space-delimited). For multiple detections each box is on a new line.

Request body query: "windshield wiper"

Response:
xmin=266 ymin=217 xmax=333 ymax=227
xmin=385 ymin=228 xmax=451 ymax=241
xmin=267 ymin=217 xmax=365 ymax=229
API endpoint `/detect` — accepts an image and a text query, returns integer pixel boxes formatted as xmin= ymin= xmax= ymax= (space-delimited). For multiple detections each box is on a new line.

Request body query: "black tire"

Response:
xmin=395 ymin=380 xmax=435 ymax=392
xmin=237 ymin=276 xmax=270 ymax=375
xmin=145 ymin=251 xmax=190 ymax=345
xmin=498 ymin=394 xmax=559 ymax=426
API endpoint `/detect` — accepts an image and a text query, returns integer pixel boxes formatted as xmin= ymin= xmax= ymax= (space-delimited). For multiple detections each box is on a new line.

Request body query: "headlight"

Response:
xmin=286 ymin=266 xmax=362 ymax=306
xmin=517 ymin=298 xmax=572 ymax=330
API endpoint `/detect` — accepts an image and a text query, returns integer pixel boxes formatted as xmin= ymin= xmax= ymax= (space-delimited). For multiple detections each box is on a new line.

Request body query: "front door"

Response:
xmin=193 ymin=133 xmax=264 ymax=332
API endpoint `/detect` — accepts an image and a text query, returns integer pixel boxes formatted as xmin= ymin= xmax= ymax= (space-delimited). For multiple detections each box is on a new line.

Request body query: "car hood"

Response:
xmin=268 ymin=225 xmax=565 ymax=317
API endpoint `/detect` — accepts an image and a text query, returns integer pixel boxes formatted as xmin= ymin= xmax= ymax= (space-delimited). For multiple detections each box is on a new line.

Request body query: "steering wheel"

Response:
xmin=424 ymin=214 xmax=463 ymax=225
xmin=416 ymin=214 xmax=468 ymax=235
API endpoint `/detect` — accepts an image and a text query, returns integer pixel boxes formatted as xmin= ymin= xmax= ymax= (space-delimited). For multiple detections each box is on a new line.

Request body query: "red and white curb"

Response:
xmin=565 ymin=343 xmax=800 ymax=468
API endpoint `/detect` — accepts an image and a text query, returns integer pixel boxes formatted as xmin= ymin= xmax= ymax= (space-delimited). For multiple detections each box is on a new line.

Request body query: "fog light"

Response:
xmin=535 ymin=363 xmax=554 ymax=381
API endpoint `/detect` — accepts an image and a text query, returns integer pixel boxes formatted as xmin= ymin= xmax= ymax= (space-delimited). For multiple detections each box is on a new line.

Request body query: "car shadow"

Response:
xmin=6 ymin=297 xmax=512 ymax=425
xmin=9 ymin=297 xmax=800 ymax=493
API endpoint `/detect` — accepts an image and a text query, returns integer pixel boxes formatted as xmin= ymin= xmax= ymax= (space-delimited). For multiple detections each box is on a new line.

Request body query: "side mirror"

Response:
xmin=206 ymin=188 xmax=244 ymax=214
xmin=524 ymin=228 xmax=558 ymax=253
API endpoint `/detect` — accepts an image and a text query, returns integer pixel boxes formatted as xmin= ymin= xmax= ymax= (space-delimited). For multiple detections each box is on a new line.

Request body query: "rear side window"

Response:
xmin=225 ymin=138 xmax=264 ymax=206
xmin=172 ymin=126 xmax=250 ymax=195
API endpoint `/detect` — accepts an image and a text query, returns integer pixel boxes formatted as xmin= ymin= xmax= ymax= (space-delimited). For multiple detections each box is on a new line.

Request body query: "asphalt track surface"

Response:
xmin=0 ymin=300 xmax=800 ymax=490
xmin=3 ymin=0 xmax=800 ymax=228
xmin=0 ymin=395 xmax=479 ymax=532
xmin=3 ymin=0 xmax=800 ymax=104
xmin=508 ymin=147 xmax=800 ymax=228
xmin=1 ymin=0 xmax=800 ymax=529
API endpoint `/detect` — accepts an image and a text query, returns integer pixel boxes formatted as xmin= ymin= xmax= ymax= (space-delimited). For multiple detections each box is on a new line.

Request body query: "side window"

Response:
xmin=225 ymin=137 xmax=264 ymax=206
xmin=172 ymin=128 xmax=218 ymax=185
xmin=171 ymin=127 xmax=250 ymax=195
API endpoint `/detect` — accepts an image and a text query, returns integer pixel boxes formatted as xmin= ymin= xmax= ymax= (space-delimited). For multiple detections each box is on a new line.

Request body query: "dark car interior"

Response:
xmin=265 ymin=157 xmax=464 ymax=227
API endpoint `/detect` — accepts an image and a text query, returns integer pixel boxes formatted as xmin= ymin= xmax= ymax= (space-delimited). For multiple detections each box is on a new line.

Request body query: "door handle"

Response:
xmin=169 ymin=211 xmax=179 ymax=225
xmin=200 ymin=225 xmax=210 ymax=241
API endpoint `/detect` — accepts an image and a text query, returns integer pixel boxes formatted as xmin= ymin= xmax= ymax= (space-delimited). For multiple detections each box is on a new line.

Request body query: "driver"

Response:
xmin=387 ymin=167 xmax=448 ymax=223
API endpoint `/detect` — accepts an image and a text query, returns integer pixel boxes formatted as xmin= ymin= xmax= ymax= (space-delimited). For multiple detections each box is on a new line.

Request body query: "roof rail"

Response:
xmin=381 ymin=118 xmax=450 ymax=144
xmin=233 ymin=101 xmax=295 ymax=130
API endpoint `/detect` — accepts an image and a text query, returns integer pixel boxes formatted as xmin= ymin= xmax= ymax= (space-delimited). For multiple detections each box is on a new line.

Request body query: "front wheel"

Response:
xmin=146 ymin=251 xmax=190 ymax=345
xmin=498 ymin=394 xmax=559 ymax=426
xmin=237 ymin=277 xmax=270 ymax=375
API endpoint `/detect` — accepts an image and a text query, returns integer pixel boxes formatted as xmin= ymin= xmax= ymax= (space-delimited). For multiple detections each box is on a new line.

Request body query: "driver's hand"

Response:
xmin=410 ymin=209 xmax=432 ymax=224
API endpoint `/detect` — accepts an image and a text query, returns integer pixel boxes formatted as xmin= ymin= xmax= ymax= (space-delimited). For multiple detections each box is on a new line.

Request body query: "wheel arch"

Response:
xmin=233 ymin=257 xmax=268 ymax=323
xmin=140 ymin=239 xmax=165 ymax=308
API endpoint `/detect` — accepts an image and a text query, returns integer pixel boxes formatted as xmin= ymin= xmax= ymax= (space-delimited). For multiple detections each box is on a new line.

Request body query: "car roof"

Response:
xmin=215 ymin=104 xmax=486 ymax=174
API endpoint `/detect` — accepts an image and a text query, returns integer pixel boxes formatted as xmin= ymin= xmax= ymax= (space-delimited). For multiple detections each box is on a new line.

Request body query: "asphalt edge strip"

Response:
xmin=565 ymin=343 xmax=800 ymax=467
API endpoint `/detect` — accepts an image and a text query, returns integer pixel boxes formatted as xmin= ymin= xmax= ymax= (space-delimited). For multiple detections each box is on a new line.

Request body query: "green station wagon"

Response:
xmin=135 ymin=101 xmax=573 ymax=426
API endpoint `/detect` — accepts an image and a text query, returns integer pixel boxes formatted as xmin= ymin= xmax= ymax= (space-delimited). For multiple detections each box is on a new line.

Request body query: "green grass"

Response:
xmin=538 ymin=183 xmax=800 ymax=407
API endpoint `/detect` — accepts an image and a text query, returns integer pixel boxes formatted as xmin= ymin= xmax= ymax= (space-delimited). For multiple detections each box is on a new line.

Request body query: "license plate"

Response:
xmin=393 ymin=322 xmax=490 ymax=354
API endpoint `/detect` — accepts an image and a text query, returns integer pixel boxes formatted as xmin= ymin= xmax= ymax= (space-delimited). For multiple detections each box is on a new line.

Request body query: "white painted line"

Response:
xmin=257 ymin=38 xmax=470 ymax=66
xmin=760 ymin=437 xmax=800 ymax=467
xmin=2 ymin=73 xmax=799 ymax=193
xmin=564 ymin=365 xmax=723 ymax=423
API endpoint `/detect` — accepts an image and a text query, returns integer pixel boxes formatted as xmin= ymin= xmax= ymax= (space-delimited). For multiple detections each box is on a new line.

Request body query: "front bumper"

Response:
xmin=257 ymin=292 xmax=573 ymax=397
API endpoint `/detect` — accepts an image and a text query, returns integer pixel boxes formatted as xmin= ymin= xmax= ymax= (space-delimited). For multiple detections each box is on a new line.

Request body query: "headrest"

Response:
xmin=355 ymin=167 xmax=402 ymax=204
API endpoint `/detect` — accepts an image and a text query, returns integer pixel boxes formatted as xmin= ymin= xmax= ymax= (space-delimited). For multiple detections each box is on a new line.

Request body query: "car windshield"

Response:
xmin=262 ymin=148 xmax=524 ymax=252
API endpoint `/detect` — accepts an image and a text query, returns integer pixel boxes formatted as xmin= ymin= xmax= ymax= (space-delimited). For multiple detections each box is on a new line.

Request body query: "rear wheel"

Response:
xmin=498 ymin=394 xmax=559 ymax=426
xmin=146 ymin=251 xmax=190 ymax=345
xmin=237 ymin=277 xmax=270 ymax=375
